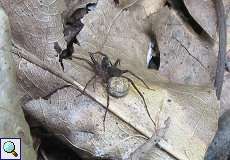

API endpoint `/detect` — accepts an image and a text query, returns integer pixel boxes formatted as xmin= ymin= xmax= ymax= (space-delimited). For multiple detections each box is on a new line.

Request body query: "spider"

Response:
xmin=72 ymin=52 xmax=156 ymax=130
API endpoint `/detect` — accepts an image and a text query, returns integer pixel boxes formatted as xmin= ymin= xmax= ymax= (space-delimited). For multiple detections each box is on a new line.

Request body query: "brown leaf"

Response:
xmin=24 ymin=0 xmax=219 ymax=159
xmin=0 ymin=9 xmax=36 ymax=159
xmin=25 ymin=87 xmax=149 ymax=159
xmin=151 ymin=7 xmax=216 ymax=85
xmin=184 ymin=0 xmax=217 ymax=39
xmin=3 ymin=0 xmax=220 ymax=159
xmin=0 ymin=0 xmax=67 ymax=98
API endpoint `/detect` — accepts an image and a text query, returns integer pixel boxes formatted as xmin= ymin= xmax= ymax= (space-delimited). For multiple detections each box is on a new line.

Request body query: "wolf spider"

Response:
xmin=72 ymin=52 xmax=156 ymax=130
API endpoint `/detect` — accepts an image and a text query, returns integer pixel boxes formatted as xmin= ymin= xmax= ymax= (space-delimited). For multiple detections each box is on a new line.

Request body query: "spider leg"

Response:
xmin=122 ymin=76 xmax=156 ymax=127
xmin=103 ymin=88 xmax=110 ymax=132
xmin=72 ymin=55 xmax=94 ymax=68
xmin=89 ymin=51 xmax=107 ymax=57
xmin=89 ymin=52 xmax=114 ymax=66
xmin=83 ymin=75 xmax=96 ymax=92
xmin=89 ymin=52 xmax=98 ymax=64
xmin=76 ymin=75 xmax=96 ymax=97
xmin=122 ymin=70 xmax=151 ymax=89
xmin=114 ymin=59 xmax=121 ymax=66
xmin=95 ymin=52 xmax=113 ymax=65
xmin=89 ymin=51 xmax=111 ymax=64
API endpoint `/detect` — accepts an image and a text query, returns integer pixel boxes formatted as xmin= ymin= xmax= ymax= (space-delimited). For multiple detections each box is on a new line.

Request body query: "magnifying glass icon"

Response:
xmin=3 ymin=141 xmax=18 ymax=157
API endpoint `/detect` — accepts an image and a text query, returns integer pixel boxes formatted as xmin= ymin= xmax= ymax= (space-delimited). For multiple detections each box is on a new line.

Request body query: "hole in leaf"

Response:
xmin=147 ymin=36 xmax=160 ymax=70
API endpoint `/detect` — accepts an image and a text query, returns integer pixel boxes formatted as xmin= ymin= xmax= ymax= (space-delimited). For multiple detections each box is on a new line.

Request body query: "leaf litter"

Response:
xmin=4 ymin=0 xmax=220 ymax=159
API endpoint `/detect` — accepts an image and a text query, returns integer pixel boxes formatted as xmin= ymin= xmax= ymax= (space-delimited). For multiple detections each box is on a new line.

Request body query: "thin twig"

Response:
xmin=213 ymin=0 xmax=227 ymax=99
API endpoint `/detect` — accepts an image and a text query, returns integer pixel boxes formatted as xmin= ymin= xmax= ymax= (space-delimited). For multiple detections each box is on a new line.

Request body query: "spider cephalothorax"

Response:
xmin=72 ymin=52 xmax=156 ymax=130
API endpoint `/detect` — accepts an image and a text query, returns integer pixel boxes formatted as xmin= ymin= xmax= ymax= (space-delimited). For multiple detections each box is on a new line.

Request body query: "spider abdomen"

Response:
xmin=108 ymin=77 xmax=129 ymax=98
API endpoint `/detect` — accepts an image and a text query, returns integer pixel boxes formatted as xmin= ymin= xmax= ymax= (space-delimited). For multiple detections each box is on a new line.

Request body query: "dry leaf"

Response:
xmin=0 ymin=9 xmax=36 ymax=160
xmin=183 ymin=0 xmax=217 ymax=39
xmin=25 ymin=0 xmax=219 ymax=159
xmin=25 ymin=87 xmax=150 ymax=159
xmin=1 ymin=0 xmax=220 ymax=159
xmin=74 ymin=0 xmax=164 ymax=83
xmin=0 ymin=0 xmax=67 ymax=98
xmin=151 ymin=7 xmax=216 ymax=85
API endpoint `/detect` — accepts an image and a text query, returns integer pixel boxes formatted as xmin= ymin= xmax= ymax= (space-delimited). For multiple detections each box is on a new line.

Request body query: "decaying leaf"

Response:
xmin=74 ymin=0 xmax=164 ymax=83
xmin=151 ymin=7 xmax=216 ymax=85
xmin=22 ymin=0 xmax=219 ymax=159
xmin=25 ymin=87 xmax=149 ymax=159
xmin=0 ymin=0 xmax=67 ymax=98
xmin=24 ymin=82 xmax=219 ymax=159
xmin=0 ymin=9 xmax=36 ymax=160
xmin=0 ymin=0 xmax=220 ymax=159
xmin=183 ymin=0 xmax=217 ymax=39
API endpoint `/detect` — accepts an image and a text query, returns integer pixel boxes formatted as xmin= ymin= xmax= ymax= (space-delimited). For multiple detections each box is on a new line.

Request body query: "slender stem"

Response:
xmin=213 ymin=0 xmax=227 ymax=99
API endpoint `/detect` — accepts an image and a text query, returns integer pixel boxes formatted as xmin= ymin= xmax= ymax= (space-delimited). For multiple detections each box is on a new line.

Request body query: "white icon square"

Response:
xmin=0 ymin=138 xmax=21 ymax=160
